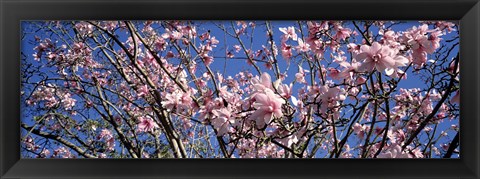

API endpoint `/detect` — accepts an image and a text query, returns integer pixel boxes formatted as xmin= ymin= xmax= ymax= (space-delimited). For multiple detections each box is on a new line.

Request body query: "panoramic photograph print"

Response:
xmin=20 ymin=20 xmax=460 ymax=158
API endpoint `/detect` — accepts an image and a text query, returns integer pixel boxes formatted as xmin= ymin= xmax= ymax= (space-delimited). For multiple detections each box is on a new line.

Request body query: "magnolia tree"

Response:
xmin=20 ymin=20 xmax=460 ymax=158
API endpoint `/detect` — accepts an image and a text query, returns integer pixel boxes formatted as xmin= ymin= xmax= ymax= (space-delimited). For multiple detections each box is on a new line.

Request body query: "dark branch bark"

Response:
xmin=443 ymin=132 xmax=459 ymax=158
xmin=21 ymin=123 xmax=96 ymax=158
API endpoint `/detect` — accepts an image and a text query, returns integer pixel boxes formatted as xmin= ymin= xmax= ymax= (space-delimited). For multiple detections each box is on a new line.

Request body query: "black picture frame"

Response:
xmin=1 ymin=0 xmax=479 ymax=178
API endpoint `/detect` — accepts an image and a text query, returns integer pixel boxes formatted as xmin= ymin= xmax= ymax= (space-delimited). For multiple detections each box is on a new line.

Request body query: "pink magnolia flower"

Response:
xmin=98 ymin=129 xmax=113 ymax=139
xmin=321 ymin=85 xmax=346 ymax=103
xmin=386 ymin=55 xmax=410 ymax=78
xmin=352 ymin=123 xmax=367 ymax=140
xmin=339 ymin=144 xmax=353 ymax=158
xmin=209 ymin=36 xmax=219 ymax=45
xmin=199 ymin=32 xmax=210 ymax=41
xmin=281 ymin=43 xmax=293 ymax=61
xmin=162 ymin=29 xmax=183 ymax=40
xmin=138 ymin=116 xmax=159 ymax=133
xmin=347 ymin=43 xmax=360 ymax=53
xmin=277 ymin=83 xmax=293 ymax=99
xmin=379 ymin=30 xmax=398 ymax=45
xmin=411 ymin=148 xmax=424 ymax=158
xmin=387 ymin=129 xmax=406 ymax=144
xmin=29 ymin=84 xmax=60 ymax=108
xmin=250 ymin=89 xmax=285 ymax=128
xmin=235 ymin=21 xmax=248 ymax=35
xmin=356 ymin=76 xmax=367 ymax=84
xmin=75 ymin=22 xmax=94 ymax=35
xmin=295 ymin=39 xmax=310 ymax=52
xmin=40 ymin=149 xmax=51 ymax=158
xmin=377 ymin=144 xmax=412 ymax=158
xmin=307 ymin=21 xmax=329 ymax=36
xmin=334 ymin=59 xmax=361 ymax=81
xmin=307 ymin=84 xmax=346 ymax=119
xmin=356 ymin=42 xmax=407 ymax=75
xmin=102 ymin=21 xmax=118 ymax=31
xmin=295 ymin=66 xmax=308 ymax=84
xmin=276 ymin=127 xmax=306 ymax=147
xmin=211 ymin=107 xmax=235 ymax=136
xmin=413 ymin=25 xmax=442 ymax=54
xmin=142 ymin=52 xmax=158 ymax=67
xmin=24 ymin=136 xmax=37 ymax=151
xmin=328 ymin=68 xmax=341 ymax=80
xmin=98 ymin=129 xmax=115 ymax=152
xmin=251 ymin=72 xmax=273 ymax=92
xmin=333 ymin=23 xmax=352 ymax=41
xmin=61 ymin=93 xmax=77 ymax=110
xmin=137 ymin=85 xmax=150 ymax=97
xmin=428 ymin=89 xmax=442 ymax=100
xmin=53 ymin=146 xmax=74 ymax=158
xmin=106 ymin=137 xmax=115 ymax=152
xmin=400 ymin=24 xmax=444 ymax=66
xmin=155 ymin=38 xmax=168 ymax=51
xmin=233 ymin=45 xmax=241 ymax=53
xmin=161 ymin=91 xmax=181 ymax=111
xmin=411 ymin=49 xmax=428 ymax=66
xmin=277 ymin=134 xmax=299 ymax=148
xmin=279 ymin=26 xmax=298 ymax=42
xmin=356 ymin=42 xmax=395 ymax=74
xmin=433 ymin=21 xmax=456 ymax=32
